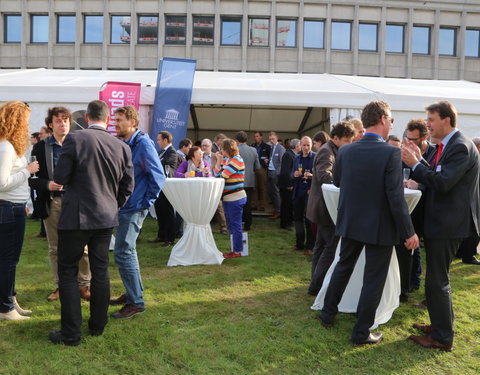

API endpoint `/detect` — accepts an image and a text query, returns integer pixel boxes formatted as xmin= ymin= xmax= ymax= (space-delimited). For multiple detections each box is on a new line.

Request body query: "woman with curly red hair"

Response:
xmin=0 ymin=101 xmax=39 ymax=321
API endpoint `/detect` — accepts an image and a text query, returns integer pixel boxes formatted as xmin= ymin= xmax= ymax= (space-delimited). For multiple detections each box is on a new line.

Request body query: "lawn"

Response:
xmin=1 ymin=216 xmax=479 ymax=375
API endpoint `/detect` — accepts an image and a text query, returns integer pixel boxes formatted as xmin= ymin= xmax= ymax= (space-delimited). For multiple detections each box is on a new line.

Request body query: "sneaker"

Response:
xmin=112 ymin=304 xmax=145 ymax=319
xmin=109 ymin=293 xmax=127 ymax=306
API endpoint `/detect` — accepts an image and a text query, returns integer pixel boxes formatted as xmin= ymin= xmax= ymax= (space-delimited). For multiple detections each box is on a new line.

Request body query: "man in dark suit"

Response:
xmin=49 ymin=100 xmax=134 ymax=346
xmin=266 ymin=131 xmax=285 ymax=219
xmin=251 ymin=131 xmax=271 ymax=212
xmin=150 ymin=131 xmax=179 ymax=247
xmin=278 ymin=138 xmax=300 ymax=230
xmin=307 ymin=121 xmax=355 ymax=296
xmin=320 ymin=101 xmax=418 ymax=346
xmin=402 ymin=101 xmax=480 ymax=351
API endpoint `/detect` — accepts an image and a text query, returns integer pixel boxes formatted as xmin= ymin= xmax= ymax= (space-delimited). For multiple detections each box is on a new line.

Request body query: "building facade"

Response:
xmin=1 ymin=0 xmax=480 ymax=82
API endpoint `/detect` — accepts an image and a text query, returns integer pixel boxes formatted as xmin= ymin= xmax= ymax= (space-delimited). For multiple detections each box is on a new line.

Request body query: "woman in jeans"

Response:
xmin=0 ymin=101 xmax=39 ymax=320
xmin=214 ymin=139 xmax=246 ymax=259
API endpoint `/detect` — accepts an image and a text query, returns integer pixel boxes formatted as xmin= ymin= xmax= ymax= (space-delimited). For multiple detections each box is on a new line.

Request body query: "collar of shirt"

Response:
xmin=125 ymin=129 xmax=141 ymax=146
xmin=46 ymin=135 xmax=60 ymax=146
xmin=364 ymin=132 xmax=385 ymax=142
xmin=441 ymin=128 xmax=458 ymax=148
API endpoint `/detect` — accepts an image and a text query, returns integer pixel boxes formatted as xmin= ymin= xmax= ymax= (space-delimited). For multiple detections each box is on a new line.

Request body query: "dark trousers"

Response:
xmin=320 ymin=237 xmax=393 ymax=343
xmin=309 ymin=224 xmax=339 ymax=295
xmin=279 ymin=187 xmax=293 ymax=228
xmin=267 ymin=171 xmax=281 ymax=213
xmin=154 ymin=191 xmax=175 ymax=243
xmin=293 ymin=194 xmax=314 ymax=250
xmin=242 ymin=187 xmax=253 ymax=230
xmin=0 ymin=202 xmax=26 ymax=313
xmin=57 ymin=228 xmax=112 ymax=339
xmin=394 ymin=244 xmax=413 ymax=299
xmin=457 ymin=233 xmax=480 ymax=261
xmin=424 ymin=237 xmax=462 ymax=346
xmin=410 ymin=247 xmax=422 ymax=290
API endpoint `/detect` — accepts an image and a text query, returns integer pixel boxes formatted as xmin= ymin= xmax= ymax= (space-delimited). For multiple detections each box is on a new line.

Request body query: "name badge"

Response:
xmin=436 ymin=165 xmax=442 ymax=172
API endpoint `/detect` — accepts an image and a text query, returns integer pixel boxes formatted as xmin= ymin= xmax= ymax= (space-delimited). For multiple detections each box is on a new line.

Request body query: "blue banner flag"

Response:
xmin=150 ymin=57 xmax=197 ymax=151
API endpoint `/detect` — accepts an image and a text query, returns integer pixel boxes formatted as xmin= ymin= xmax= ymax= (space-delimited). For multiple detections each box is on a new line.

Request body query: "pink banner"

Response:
xmin=99 ymin=81 xmax=141 ymax=135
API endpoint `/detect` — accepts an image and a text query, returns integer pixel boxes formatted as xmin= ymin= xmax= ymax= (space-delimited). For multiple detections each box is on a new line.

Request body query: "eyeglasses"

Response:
xmin=385 ymin=115 xmax=394 ymax=124
xmin=406 ymin=137 xmax=420 ymax=141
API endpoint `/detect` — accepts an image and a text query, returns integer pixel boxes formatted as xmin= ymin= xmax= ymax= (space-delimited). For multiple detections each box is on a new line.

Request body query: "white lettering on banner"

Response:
xmin=107 ymin=96 xmax=125 ymax=133
xmin=157 ymin=109 xmax=185 ymax=129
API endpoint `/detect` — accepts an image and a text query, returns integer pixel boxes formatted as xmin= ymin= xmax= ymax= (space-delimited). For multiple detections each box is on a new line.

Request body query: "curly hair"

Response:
xmin=222 ymin=138 xmax=239 ymax=157
xmin=0 ymin=101 xmax=31 ymax=156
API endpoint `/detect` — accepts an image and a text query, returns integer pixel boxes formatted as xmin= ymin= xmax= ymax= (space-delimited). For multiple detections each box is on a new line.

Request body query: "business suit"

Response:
xmin=252 ymin=141 xmax=271 ymax=211
xmin=153 ymin=145 xmax=179 ymax=243
xmin=320 ymin=134 xmax=414 ymax=343
xmin=278 ymin=148 xmax=296 ymax=228
xmin=306 ymin=140 xmax=341 ymax=295
xmin=54 ymin=125 xmax=134 ymax=340
xmin=238 ymin=143 xmax=260 ymax=230
xmin=410 ymin=130 xmax=479 ymax=347
xmin=267 ymin=142 xmax=285 ymax=214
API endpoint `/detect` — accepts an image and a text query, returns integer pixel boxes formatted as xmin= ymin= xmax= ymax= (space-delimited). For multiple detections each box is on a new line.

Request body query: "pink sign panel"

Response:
xmin=99 ymin=81 xmax=141 ymax=135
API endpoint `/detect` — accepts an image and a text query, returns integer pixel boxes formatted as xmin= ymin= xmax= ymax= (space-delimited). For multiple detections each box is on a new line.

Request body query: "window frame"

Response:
xmin=4 ymin=14 xmax=22 ymax=43
xmin=220 ymin=16 xmax=242 ymax=46
xmin=385 ymin=23 xmax=405 ymax=54
xmin=30 ymin=14 xmax=49 ymax=44
xmin=192 ymin=15 xmax=215 ymax=46
xmin=331 ymin=20 xmax=352 ymax=51
xmin=438 ymin=27 xmax=457 ymax=57
xmin=109 ymin=15 xmax=130 ymax=44
xmin=465 ymin=28 xmax=480 ymax=58
xmin=275 ymin=18 xmax=297 ymax=48
xmin=165 ymin=15 xmax=187 ymax=45
xmin=248 ymin=17 xmax=270 ymax=47
xmin=303 ymin=19 xmax=325 ymax=49
xmin=83 ymin=14 xmax=104 ymax=44
xmin=412 ymin=25 xmax=431 ymax=55
xmin=57 ymin=14 xmax=76 ymax=44
xmin=137 ymin=15 xmax=159 ymax=44
xmin=358 ymin=22 xmax=378 ymax=52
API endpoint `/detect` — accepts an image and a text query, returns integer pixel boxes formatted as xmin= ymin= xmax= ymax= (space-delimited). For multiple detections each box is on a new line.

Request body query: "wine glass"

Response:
xmin=30 ymin=155 xmax=38 ymax=179
xmin=403 ymin=168 xmax=411 ymax=181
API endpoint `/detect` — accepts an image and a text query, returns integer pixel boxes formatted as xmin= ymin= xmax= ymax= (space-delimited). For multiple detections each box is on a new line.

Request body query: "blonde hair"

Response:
xmin=0 ymin=101 xmax=31 ymax=156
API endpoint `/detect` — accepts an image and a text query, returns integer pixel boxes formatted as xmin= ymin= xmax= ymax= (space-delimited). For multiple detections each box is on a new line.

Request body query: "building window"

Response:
xmin=137 ymin=16 xmax=158 ymax=44
xmin=193 ymin=16 xmax=214 ymax=45
xmin=110 ymin=16 xmax=130 ymax=44
xmin=31 ymin=14 xmax=48 ymax=43
xmin=165 ymin=15 xmax=186 ymax=45
xmin=439 ymin=27 xmax=456 ymax=56
xmin=412 ymin=25 xmax=430 ymax=54
xmin=249 ymin=18 xmax=269 ymax=46
xmin=385 ymin=24 xmax=404 ymax=53
xmin=221 ymin=17 xmax=241 ymax=46
xmin=358 ymin=23 xmax=377 ymax=51
xmin=57 ymin=15 xmax=76 ymax=43
xmin=465 ymin=29 xmax=480 ymax=58
xmin=331 ymin=21 xmax=351 ymax=50
xmin=276 ymin=19 xmax=296 ymax=47
xmin=4 ymin=14 xmax=22 ymax=43
xmin=303 ymin=20 xmax=324 ymax=49
xmin=84 ymin=15 xmax=104 ymax=43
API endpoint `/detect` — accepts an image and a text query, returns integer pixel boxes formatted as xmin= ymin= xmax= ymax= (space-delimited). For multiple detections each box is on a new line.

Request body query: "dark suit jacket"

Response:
xmin=411 ymin=130 xmax=480 ymax=239
xmin=306 ymin=140 xmax=338 ymax=226
xmin=278 ymin=149 xmax=296 ymax=189
xmin=54 ymin=126 xmax=134 ymax=230
xmin=160 ymin=145 xmax=179 ymax=177
xmin=29 ymin=139 xmax=54 ymax=219
xmin=334 ymin=134 xmax=414 ymax=246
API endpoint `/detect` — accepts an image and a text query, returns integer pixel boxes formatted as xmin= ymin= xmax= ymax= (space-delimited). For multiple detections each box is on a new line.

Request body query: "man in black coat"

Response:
xmin=49 ymin=100 xmax=134 ymax=346
xmin=402 ymin=101 xmax=480 ymax=351
xmin=278 ymin=138 xmax=300 ymax=230
xmin=320 ymin=101 xmax=418 ymax=346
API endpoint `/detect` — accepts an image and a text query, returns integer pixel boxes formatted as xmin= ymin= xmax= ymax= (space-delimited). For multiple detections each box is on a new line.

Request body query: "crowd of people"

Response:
xmin=0 ymin=98 xmax=478 ymax=353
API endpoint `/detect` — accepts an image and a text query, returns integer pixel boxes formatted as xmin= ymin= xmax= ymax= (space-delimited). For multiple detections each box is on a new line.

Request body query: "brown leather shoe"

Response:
xmin=268 ymin=213 xmax=280 ymax=219
xmin=408 ymin=335 xmax=452 ymax=352
xmin=412 ymin=323 xmax=433 ymax=334
xmin=110 ymin=293 xmax=127 ymax=306
xmin=80 ymin=286 xmax=91 ymax=301
xmin=47 ymin=288 xmax=60 ymax=302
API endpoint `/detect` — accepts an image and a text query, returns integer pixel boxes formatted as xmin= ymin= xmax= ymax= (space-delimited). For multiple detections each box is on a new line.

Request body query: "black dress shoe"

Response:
xmin=109 ymin=293 xmax=127 ymax=306
xmin=462 ymin=256 xmax=480 ymax=265
xmin=147 ymin=237 xmax=163 ymax=243
xmin=161 ymin=241 xmax=173 ymax=247
xmin=353 ymin=332 xmax=383 ymax=346
xmin=48 ymin=330 xmax=81 ymax=346
xmin=315 ymin=315 xmax=333 ymax=328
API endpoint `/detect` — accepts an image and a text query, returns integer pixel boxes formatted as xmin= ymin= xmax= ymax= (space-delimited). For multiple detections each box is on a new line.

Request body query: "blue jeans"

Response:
xmin=223 ymin=198 xmax=246 ymax=252
xmin=0 ymin=202 xmax=26 ymax=313
xmin=114 ymin=209 xmax=148 ymax=308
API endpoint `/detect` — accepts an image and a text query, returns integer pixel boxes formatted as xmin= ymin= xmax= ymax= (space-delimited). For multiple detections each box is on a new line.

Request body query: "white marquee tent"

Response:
xmin=0 ymin=68 xmax=479 ymax=139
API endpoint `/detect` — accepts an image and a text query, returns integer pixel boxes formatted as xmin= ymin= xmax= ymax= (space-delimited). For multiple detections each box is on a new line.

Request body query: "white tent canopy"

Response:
xmin=0 ymin=69 xmax=479 ymax=138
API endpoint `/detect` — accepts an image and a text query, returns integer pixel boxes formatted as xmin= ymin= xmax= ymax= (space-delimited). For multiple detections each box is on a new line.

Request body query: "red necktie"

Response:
xmin=433 ymin=143 xmax=443 ymax=166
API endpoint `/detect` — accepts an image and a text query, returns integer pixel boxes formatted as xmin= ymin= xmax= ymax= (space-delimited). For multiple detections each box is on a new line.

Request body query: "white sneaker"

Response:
xmin=13 ymin=296 xmax=32 ymax=315
xmin=0 ymin=309 xmax=30 ymax=320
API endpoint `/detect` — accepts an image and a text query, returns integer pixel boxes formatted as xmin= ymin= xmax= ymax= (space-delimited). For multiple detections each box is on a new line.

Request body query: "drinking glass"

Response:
xmin=30 ymin=155 xmax=38 ymax=179
xmin=403 ymin=168 xmax=411 ymax=181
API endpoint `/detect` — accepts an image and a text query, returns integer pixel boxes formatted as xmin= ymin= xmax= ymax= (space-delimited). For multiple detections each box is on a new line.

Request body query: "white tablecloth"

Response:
xmin=311 ymin=184 xmax=422 ymax=329
xmin=161 ymin=178 xmax=225 ymax=266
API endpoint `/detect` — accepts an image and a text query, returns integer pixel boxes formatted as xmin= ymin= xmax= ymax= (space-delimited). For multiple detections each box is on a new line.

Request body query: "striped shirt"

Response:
xmin=215 ymin=155 xmax=245 ymax=195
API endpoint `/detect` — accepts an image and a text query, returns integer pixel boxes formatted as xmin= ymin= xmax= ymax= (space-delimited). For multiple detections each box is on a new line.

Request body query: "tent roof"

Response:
xmin=1 ymin=69 xmax=479 ymax=114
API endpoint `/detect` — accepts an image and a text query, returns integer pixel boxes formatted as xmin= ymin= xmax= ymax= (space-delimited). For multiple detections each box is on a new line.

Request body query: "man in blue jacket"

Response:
xmin=110 ymin=106 xmax=165 ymax=319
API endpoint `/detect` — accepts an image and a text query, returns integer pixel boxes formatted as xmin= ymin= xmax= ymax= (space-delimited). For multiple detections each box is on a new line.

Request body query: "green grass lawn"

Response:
xmin=1 ymin=216 xmax=479 ymax=375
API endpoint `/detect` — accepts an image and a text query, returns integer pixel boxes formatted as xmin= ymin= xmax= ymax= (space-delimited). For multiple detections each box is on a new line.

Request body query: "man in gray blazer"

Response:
xmin=266 ymin=131 xmax=285 ymax=219
xmin=236 ymin=131 xmax=260 ymax=231
xmin=320 ymin=101 xmax=418 ymax=346
xmin=49 ymin=100 xmax=134 ymax=346
xmin=402 ymin=101 xmax=480 ymax=351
